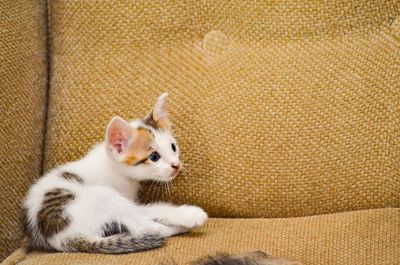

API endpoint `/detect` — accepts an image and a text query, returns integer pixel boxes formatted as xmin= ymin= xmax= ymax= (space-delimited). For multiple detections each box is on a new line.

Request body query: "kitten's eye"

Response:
xmin=171 ymin=143 xmax=176 ymax=152
xmin=148 ymin=152 xmax=160 ymax=162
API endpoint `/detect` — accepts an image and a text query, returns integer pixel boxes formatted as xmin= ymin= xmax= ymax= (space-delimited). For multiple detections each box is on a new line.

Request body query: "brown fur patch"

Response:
xmin=61 ymin=172 xmax=83 ymax=183
xmin=144 ymin=110 xmax=159 ymax=129
xmin=144 ymin=111 xmax=171 ymax=131
xmin=62 ymin=233 xmax=164 ymax=253
xmin=124 ymin=154 xmax=138 ymax=165
xmin=21 ymin=205 xmax=53 ymax=252
xmin=37 ymin=188 xmax=75 ymax=238
xmin=133 ymin=157 xmax=149 ymax=165
xmin=123 ymin=127 xmax=154 ymax=166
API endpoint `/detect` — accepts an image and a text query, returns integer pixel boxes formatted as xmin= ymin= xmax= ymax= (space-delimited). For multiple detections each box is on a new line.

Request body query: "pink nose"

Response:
xmin=171 ymin=163 xmax=180 ymax=170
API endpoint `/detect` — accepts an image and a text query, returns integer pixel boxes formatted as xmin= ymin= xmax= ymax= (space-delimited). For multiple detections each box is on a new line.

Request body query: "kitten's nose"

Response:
xmin=171 ymin=162 xmax=180 ymax=170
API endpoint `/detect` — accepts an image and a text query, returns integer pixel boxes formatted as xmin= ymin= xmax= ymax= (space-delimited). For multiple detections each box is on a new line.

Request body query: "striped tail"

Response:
xmin=62 ymin=233 xmax=165 ymax=254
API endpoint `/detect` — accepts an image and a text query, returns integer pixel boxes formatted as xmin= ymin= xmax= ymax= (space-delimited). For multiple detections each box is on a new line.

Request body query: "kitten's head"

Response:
xmin=105 ymin=93 xmax=181 ymax=182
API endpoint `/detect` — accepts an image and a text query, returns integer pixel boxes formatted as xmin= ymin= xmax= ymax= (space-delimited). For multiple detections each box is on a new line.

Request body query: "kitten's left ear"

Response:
xmin=105 ymin=116 xmax=132 ymax=155
xmin=144 ymin=92 xmax=172 ymax=131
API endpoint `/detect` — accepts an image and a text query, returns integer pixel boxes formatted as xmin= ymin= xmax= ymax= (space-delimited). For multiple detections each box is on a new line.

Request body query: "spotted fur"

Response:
xmin=61 ymin=172 xmax=83 ymax=183
xmin=101 ymin=221 xmax=129 ymax=237
xmin=37 ymin=188 xmax=75 ymax=238
xmin=62 ymin=233 xmax=165 ymax=254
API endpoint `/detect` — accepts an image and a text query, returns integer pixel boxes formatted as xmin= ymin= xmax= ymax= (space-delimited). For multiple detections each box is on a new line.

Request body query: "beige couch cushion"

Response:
xmin=4 ymin=208 xmax=399 ymax=265
xmin=44 ymin=1 xmax=400 ymax=218
xmin=0 ymin=0 xmax=47 ymax=260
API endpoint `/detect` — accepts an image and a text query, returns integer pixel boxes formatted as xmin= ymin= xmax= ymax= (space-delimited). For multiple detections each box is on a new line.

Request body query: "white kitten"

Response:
xmin=22 ymin=93 xmax=208 ymax=254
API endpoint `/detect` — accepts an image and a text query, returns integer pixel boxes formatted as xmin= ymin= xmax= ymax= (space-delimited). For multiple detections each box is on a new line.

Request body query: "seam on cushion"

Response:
xmin=39 ymin=0 xmax=52 ymax=176
xmin=2 ymin=248 xmax=27 ymax=265
xmin=8 ymin=254 xmax=25 ymax=265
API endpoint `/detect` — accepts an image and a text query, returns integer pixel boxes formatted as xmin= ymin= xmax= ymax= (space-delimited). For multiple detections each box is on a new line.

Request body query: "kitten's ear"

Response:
xmin=144 ymin=92 xmax=172 ymax=131
xmin=105 ymin=116 xmax=132 ymax=155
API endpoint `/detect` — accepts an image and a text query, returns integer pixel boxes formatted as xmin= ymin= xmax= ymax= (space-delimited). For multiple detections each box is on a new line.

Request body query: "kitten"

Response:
xmin=21 ymin=93 xmax=208 ymax=254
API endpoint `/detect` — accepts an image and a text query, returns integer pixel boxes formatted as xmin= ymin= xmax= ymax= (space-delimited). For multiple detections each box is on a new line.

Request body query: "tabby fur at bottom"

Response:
xmin=167 ymin=251 xmax=303 ymax=265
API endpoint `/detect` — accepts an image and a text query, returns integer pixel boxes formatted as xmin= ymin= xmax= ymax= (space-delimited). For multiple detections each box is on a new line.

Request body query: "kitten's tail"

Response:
xmin=62 ymin=233 xmax=165 ymax=254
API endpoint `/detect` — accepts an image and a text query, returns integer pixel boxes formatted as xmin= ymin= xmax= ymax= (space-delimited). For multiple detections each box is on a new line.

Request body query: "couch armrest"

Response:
xmin=0 ymin=0 xmax=48 ymax=261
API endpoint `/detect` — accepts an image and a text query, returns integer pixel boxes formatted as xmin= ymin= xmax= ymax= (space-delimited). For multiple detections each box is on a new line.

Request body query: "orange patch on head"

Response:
xmin=123 ymin=154 xmax=138 ymax=165
xmin=123 ymin=127 xmax=154 ymax=166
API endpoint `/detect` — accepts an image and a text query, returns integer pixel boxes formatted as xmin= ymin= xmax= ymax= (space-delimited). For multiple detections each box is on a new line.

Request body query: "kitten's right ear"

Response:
xmin=105 ymin=116 xmax=132 ymax=155
xmin=144 ymin=93 xmax=171 ymax=131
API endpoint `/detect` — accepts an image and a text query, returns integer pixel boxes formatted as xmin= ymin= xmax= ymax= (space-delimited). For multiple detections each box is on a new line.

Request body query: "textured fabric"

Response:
xmin=0 ymin=0 xmax=48 ymax=261
xmin=44 ymin=1 xmax=400 ymax=218
xmin=3 ymin=208 xmax=400 ymax=265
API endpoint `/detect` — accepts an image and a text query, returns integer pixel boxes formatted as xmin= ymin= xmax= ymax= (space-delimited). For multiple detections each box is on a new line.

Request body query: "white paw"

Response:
xmin=171 ymin=225 xmax=191 ymax=235
xmin=174 ymin=205 xmax=208 ymax=228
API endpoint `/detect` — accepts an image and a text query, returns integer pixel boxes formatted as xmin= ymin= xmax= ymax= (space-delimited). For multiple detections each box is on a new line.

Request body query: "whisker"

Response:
xmin=167 ymin=181 xmax=173 ymax=198
xmin=162 ymin=182 xmax=168 ymax=201
xmin=164 ymin=181 xmax=169 ymax=199
xmin=180 ymin=165 xmax=192 ymax=179
xmin=151 ymin=180 xmax=160 ymax=201
xmin=182 ymin=162 xmax=193 ymax=168
xmin=136 ymin=182 xmax=142 ymax=192
xmin=164 ymin=182 xmax=169 ymax=200
xmin=179 ymin=171 xmax=187 ymax=179
xmin=156 ymin=180 xmax=162 ymax=201
xmin=145 ymin=182 xmax=151 ymax=200
xmin=161 ymin=182 xmax=166 ymax=200
xmin=180 ymin=170 xmax=187 ymax=177
xmin=181 ymin=164 xmax=190 ymax=172
xmin=146 ymin=181 xmax=156 ymax=201
xmin=171 ymin=181 xmax=175 ymax=197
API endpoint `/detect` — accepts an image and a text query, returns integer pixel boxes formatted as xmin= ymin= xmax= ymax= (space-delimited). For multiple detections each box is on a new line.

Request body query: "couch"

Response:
xmin=1 ymin=1 xmax=399 ymax=264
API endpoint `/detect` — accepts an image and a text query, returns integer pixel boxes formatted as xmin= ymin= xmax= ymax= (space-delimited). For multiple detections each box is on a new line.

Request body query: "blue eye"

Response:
xmin=171 ymin=143 xmax=176 ymax=152
xmin=149 ymin=152 xmax=160 ymax=162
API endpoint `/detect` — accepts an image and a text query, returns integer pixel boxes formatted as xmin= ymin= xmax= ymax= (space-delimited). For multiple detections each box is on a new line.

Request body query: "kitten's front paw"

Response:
xmin=176 ymin=205 xmax=208 ymax=228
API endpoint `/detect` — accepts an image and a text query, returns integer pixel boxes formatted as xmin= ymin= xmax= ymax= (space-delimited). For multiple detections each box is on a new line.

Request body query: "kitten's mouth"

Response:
xmin=169 ymin=172 xmax=178 ymax=180
xmin=168 ymin=169 xmax=180 ymax=180
xmin=159 ymin=167 xmax=181 ymax=182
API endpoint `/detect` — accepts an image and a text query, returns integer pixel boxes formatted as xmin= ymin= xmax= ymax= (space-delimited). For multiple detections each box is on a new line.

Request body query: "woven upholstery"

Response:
xmin=0 ymin=0 xmax=47 ymax=261
xmin=44 ymin=1 xmax=400 ymax=218
xmin=1 ymin=0 xmax=400 ymax=262
xmin=3 ymin=208 xmax=400 ymax=265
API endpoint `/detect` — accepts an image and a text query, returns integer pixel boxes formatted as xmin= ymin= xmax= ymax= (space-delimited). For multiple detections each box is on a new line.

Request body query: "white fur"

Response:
xmin=23 ymin=94 xmax=207 ymax=252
